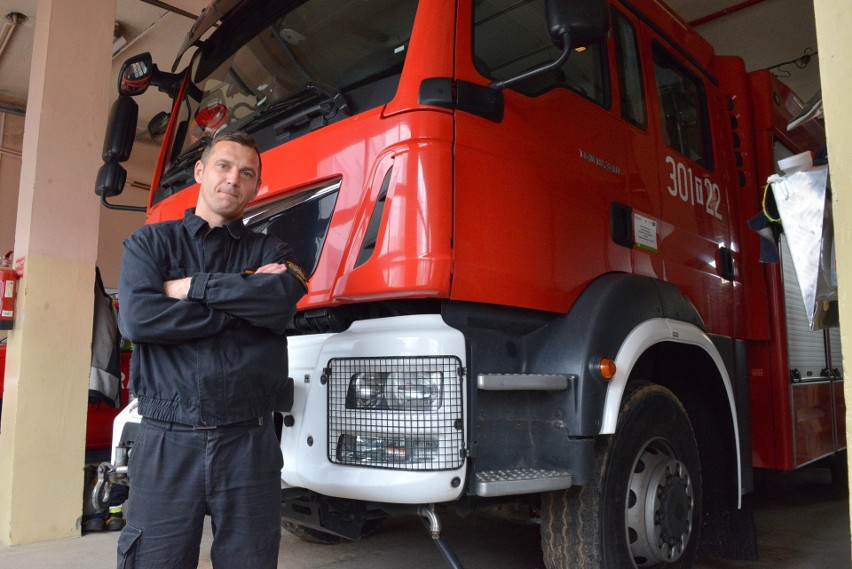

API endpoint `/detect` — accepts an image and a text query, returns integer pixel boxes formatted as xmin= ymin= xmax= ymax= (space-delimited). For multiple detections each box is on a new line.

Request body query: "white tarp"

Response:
xmin=769 ymin=165 xmax=837 ymax=329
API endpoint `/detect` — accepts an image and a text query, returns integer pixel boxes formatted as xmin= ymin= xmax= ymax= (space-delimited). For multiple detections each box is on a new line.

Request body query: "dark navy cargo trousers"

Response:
xmin=116 ymin=416 xmax=283 ymax=569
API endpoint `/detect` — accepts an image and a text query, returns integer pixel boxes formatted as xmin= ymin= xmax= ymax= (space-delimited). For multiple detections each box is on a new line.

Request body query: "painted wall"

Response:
xmin=812 ymin=0 xmax=852 ymax=548
xmin=0 ymin=110 xmax=150 ymax=289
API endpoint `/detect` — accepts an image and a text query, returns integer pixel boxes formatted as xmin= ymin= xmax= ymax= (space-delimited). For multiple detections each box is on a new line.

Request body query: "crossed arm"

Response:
xmin=164 ymin=262 xmax=289 ymax=300
xmin=119 ymin=230 xmax=306 ymax=344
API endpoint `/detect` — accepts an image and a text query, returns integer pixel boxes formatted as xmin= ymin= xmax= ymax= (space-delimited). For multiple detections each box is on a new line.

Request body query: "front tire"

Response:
xmin=541 ymin=382 xmax=702 ymax=568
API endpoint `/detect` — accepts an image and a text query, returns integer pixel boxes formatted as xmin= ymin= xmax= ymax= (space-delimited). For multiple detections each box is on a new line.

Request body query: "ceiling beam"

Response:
xmin=689 ymin=0 xmax=769 ymax=27
xmin=138 ymin=0 xmax=198 ymax=20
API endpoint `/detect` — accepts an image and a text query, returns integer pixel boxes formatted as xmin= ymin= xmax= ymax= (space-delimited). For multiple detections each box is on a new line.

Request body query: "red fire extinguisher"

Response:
xmin=1 ymin=252 xmax=18 ymax=330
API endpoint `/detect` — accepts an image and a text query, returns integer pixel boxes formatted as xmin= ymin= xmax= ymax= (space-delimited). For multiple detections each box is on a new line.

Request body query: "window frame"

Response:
xmin=612 ymin=8 xmax=647 ymax=129
xmin=651 ymin=41 xmax=714 ymax=170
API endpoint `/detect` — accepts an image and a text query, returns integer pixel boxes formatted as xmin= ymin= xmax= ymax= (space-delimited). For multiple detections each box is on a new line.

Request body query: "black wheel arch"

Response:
xmin=524 ymin=272 xmax=705 ymax=435
xmin=443 ymin=273 xmax=709 ymax=483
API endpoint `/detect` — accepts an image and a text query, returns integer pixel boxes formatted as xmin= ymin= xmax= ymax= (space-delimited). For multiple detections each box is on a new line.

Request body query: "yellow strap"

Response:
xmin=762 ymin=183 xmax=781 ymax=223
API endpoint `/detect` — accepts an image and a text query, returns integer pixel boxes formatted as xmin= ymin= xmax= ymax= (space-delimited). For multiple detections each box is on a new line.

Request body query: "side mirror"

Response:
xmin=95 ymin=162 xmax=146 ymax=212
xmin=118 ymin=53 xmax=155 ymax=97
xmin=103 ymin=96 xmax=138 ymax=163
xmin=491 ymin=0 xmax=609 ymax=90
xmin=95 ymin=162 xmax=127 ymax=199
xmin=546 ymin=0 xmax=609 ymax=50
xmin=118 ymin=52 xmax=183 ymax=98
xmin=96 ymin=97 xmax=146 ymax=212
xmin=146 ymin=111 xmax=171 ymax=143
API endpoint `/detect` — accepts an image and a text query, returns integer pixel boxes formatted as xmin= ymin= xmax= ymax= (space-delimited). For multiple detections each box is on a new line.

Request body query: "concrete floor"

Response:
xmin=0 ymin=467 xmax=848 ymax=569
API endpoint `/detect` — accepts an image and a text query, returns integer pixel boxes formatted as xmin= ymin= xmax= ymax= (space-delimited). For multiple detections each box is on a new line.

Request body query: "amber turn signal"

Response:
xmin=591 ymin=356 xmax=616 ymax=380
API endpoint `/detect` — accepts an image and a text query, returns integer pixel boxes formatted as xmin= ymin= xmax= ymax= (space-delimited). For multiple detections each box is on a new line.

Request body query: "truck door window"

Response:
xmin=652 ymin=43 xmax=713 ymax=169
xmin=613 ymin=10 xmax=646 ymax=128
xmin=473 ymin=0 xmax=609 ymax=106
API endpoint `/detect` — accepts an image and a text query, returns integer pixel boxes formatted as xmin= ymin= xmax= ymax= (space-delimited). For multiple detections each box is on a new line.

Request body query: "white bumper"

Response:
xmin=110 ymin=399 xmax=142 ymax=466
xmin=282 ymin=314 xmax=468 ymax=504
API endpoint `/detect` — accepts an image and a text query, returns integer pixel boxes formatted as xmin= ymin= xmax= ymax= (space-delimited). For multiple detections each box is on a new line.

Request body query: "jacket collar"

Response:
xmin=183 ymin=208 xmax=246 ymax=239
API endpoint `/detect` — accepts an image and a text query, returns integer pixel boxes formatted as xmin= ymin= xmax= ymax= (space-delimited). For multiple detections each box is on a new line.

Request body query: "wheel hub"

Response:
xmin=625 ymin=441 xmax=694 ymax=567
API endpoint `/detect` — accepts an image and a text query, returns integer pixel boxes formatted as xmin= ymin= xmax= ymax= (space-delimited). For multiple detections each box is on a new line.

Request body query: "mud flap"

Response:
xmin=697 ymin=493 xmax=758 ymax=561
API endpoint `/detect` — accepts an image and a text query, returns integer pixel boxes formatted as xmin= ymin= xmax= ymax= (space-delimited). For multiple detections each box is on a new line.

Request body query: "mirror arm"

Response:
xmin=152 ymin=68 xmax=183 ymax=99
xmin=100 ymin=194 xmax=146 ymax=213
xmin=489 ymin=32 xmax=572 ymax=91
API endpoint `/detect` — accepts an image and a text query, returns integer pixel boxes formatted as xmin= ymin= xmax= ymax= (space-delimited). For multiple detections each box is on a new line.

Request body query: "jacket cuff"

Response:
xmin=187 ymin=273 xmax=210 ymax=302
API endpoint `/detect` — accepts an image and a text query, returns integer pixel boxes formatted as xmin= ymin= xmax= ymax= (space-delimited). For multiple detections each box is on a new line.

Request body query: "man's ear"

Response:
xmin=194 ymin=160 xmax=204 ymax=183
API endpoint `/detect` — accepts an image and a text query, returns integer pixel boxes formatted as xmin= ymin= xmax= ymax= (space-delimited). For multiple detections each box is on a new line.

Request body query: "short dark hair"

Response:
xmin=200 ymin=131 xmax=262 ymax=180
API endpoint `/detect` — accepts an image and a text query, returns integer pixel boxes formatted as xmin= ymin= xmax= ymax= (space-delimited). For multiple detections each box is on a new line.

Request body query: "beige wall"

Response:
xmin=812 ymin=0 xmax=852 ymax=550
xmin=0 ymin=110 xmax=151 ymax=289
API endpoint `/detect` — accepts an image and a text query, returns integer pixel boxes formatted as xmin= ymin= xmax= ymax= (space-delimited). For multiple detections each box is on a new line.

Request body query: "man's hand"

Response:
xmin=164 ymin=277 xmax=192 ymax=300
xmin=253 ymin=263 xmax=288 ymax=274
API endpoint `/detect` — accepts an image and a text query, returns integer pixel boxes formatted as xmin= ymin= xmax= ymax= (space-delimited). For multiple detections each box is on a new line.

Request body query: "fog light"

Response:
xmin=336 ymin=434 xmax=438 ymax=465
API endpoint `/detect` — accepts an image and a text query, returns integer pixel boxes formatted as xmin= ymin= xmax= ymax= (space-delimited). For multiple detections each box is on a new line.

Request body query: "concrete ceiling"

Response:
xmin=0 ymin=0 xmax=821 ymax=123
xmin=0 ymin=0 xmax=207 ymax=106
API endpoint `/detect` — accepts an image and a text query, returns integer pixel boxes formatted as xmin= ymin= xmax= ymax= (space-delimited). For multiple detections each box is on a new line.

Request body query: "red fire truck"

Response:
xmin=95 ymin=0 xmax=842 ymax=567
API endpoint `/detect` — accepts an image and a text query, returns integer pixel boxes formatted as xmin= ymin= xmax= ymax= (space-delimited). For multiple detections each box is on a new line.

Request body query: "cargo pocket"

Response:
xmin=117 ymin=524 xmax=142 ymax=569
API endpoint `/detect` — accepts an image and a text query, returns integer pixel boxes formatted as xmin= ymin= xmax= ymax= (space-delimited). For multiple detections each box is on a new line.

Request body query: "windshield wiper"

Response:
xmin=238 ymin=86 xmax=324 ymax=131
xmin=238 ymin=85 xmax=349 ymax=135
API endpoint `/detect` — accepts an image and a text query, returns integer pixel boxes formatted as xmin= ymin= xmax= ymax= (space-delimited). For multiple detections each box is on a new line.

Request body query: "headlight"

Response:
xmin=328 ymin=356 xmax=464 ymax=471
xmin=346 ymin=371 xmax=443 ymax=411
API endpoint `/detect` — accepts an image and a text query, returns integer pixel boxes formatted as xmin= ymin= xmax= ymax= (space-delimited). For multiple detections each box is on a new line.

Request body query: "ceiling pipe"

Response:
xmin=0 ymin=100 xmax=25 ymax=116
xmin=689 ymin=0 xmax=769 ymax=27
xmin=0 ymin=12 xmax=26 ymax=63
xmin=0 ymin=12 xmax=28 ymax=116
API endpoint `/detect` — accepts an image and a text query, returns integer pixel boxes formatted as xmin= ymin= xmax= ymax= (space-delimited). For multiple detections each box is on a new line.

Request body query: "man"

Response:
xmin=116 ymin=131 xmax=307 ymax=568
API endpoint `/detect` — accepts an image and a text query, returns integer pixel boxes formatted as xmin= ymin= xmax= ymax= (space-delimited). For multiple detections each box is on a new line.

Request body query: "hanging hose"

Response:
xmin=418 ymin=505 xmax=466 ymax=569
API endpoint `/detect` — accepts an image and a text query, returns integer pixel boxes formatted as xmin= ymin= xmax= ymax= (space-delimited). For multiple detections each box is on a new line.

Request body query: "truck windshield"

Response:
xmin=154 ymin=0 xmax=418 ymax=204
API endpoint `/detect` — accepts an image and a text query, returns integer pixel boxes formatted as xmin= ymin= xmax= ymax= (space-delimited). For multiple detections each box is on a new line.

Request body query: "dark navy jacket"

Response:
xmin=118 ymin=209 xmax=307 ymax=426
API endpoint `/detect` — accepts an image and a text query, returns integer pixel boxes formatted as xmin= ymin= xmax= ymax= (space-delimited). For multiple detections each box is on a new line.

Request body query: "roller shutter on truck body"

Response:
xmin=779 ymin=234 xmax=840 ymax=380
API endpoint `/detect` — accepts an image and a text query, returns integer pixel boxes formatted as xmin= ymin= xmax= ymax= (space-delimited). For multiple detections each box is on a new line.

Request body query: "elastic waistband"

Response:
xmin=143 ymin=416 xmax=266 ymax=431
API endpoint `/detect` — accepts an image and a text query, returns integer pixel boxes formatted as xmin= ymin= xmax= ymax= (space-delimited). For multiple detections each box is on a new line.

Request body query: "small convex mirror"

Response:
xmin=118 ymin=52 xmax=154 ymax=96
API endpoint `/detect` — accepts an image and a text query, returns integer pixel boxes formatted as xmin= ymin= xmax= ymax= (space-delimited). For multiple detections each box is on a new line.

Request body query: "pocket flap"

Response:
xmin=117 ymin=523 xmax=142 ymax=555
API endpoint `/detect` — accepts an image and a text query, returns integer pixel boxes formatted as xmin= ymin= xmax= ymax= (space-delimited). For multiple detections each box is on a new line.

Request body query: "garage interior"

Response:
xmin=0 ymin=0 xmax=850 ymax=567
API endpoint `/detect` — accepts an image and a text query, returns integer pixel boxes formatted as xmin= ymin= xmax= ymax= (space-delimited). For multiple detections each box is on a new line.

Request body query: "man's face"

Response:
xmin=193 ymin=141 xmax=261 ymax=227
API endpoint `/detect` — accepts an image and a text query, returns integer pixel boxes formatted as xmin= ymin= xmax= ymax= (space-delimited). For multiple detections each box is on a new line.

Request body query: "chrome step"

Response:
xmin=474 ymin=468 xmax=573 ymax=497
xmin=476 ymin=373 xmax=572 ymax=391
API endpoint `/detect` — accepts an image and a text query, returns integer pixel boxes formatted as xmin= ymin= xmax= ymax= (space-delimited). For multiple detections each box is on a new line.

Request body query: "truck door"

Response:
xmin=639 ymin=26 xmax=736 ymax=336
xmin=450 ymin=0 xmax=632 ymax=314
xmin=610 ymin=7 xmax=658 ymax=280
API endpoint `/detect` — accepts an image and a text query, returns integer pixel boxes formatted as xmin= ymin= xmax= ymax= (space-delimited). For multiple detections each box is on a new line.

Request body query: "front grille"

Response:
xmin=327 ymin=356 xmax=464 ymax=471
